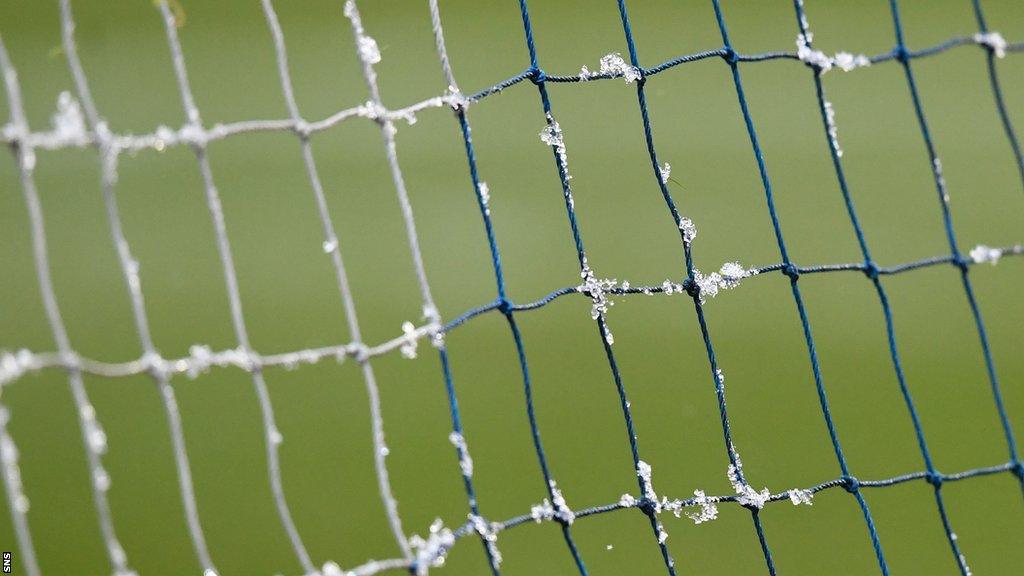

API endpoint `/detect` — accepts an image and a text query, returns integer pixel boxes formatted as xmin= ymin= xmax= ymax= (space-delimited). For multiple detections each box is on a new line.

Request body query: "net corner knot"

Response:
xmin=1012 ymin=461 xmax=1024 ymax=482
xmin=841 ymin=475 xmax=860 ymax=493
xmin=720 ymin=47 xmax=739 ymax=65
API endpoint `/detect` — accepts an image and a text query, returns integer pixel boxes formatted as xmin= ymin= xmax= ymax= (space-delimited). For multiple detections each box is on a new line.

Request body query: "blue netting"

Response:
xmin=436 ymin=1 xmax=1023 ymax=575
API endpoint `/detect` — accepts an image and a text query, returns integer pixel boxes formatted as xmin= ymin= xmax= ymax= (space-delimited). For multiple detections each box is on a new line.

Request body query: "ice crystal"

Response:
xmin=619 ymin=493 xmax=637 ymax=507
xmin=975 ymin=31 xmax=1007 ymax=58
xmin=94 ymin=467 xmax=111 ymax=492
xmin=579 ymin=264 xmax=616 ymax=344
xmin=685 ymin=490 xmax=720 ymax=524
xmin=0 ymin=427 xmax=29 ymax=514
xmin=691 ymin=262 xmax=755 ymax=303
xmin=477 ymin=181 xmax=491 ymax=216
xmin=356 ymin=35 xmax=381 ymax=65
xmin=409 ymin=518 xmax=456 ymax=575
xmin=718 ymin=261 xmax=751 ymax=290
xmin=268 ymin=427 xmax=283 ymax=446
xmin=50 ymin=91 xmax=88 ymax=147
xmin=448 ymin=431 xmax=474 ymax=477
xmin=530 ymin=500 xmax=554 ymax=523
xmin=637 ymin=460 xmax=657 ymax=503
xmin=540 ymin=118 xmax=564 ymax=148
xmin=661 ymin=279 xmax=681 ymax=295
xmin=679 ymin=217 xmax=697 ymax=244
xmin=660 ymin=162 xmax=672 ymax=184
xmin=833 ymin=51 xmax=871 ymax=71
xmin=579 ymin=65 xmax=592 ymax=80
xmin=549 ymin=479 xmax=575 ymax=524
xmin=0 ymin=349 xmax=34 ymax=387
xmin=934 ymin=157 xmax=949 ymax=202
xmin=796 ymin=33 xmax=832 ymax=72
xmin=469 ymin=514 xmax=503 ymax=570
xmin=694 ymin=269 xmax=722 ymax=303
xmin=321 ymin=562 xmax=345 ymax=576
xmin=970 ymin=244 xmax=1002 ymax=265
xmin=322 ymin=239 xmax=338 ymax=254
xmin=727 ymin=454 xmax=771 ymax=510
xmin=960 ymin=554 xmax=973 ymax=576
xmin=540 ymin=114 xmax=573 ymax=186
xmin=657 ymin=527 xmax=669 ymax=544
xmin=599 ymin=52 xmax=641 ymax=83
xmin=400 ymin=321 xmax=419 ymax=359
xmin=824 ymin=100 xmax=842 ymax=157
xmin=788 ymin=488 xmax=814 ymax=506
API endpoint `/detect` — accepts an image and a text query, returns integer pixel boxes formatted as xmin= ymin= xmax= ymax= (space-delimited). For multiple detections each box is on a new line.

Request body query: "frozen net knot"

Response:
xmin=409 ymin=518 xmax=456 ymax=575
xmin=727 ymin=452 xmax=771 ymax=509
xmin=796 ymin=33 xmax=832 ymax=73
xmin=974 ymin=31 xmax=1008 ymax=58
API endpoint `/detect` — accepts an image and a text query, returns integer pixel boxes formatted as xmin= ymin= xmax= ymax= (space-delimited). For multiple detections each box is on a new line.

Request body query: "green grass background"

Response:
xmin=1 ymin=0 xmax=1023 ymax=574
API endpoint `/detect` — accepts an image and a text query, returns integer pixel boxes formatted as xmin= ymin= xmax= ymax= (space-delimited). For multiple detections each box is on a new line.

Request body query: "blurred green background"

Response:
xmin=1 ymin=0 xmax=1023 ymax=574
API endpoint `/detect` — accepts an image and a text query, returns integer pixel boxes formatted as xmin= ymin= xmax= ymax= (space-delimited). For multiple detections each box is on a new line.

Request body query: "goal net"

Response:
xmin=0 ymin=0 xmax=1022 ymax=575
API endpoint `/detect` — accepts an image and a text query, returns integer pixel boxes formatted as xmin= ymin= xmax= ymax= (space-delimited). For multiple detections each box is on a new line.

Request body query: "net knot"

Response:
xmin=528 ymin=67 xmax=547 ymax=84
xmin=954 ymin=255 xmax=971 ymax=273
xmin=720 ymin=47 xmax=739 ymax=65
xmin=142 ymin=351 xmax=168 ymax=378
xmin=1012 ymin=461 xmax=1024 ymax=482
xmin=682 ymin=277 xmax=700 ymax=299
xmin=292 ymin=119 xmax=311 ymax=139
xmin=925 ymin=471 xmax=944 ymax=488
xmin=781 ymin=263 xmax=801 ymax=280
xmin=862 ymin=262 xmax=880 ymax=281
xmin=841 ymin=475 xmax=860 ymax=493
xmin=496 ymin=297 xmax=513 ymax=315
xmin=637 ymin=496 xmax=659 ymax=516
xmin=893 ymin=45 xmax=910 ymax=64
xmin=350 ymin=343 xmax=371 ymax=364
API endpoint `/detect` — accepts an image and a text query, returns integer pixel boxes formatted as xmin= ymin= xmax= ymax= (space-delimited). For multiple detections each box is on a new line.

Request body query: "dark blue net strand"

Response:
xmin=710 ymin=1 xmax=892 ymax=573
xmin=970 ymin=0 xmax=1024 ymax=191
xmin=886 ymin=0 xmax=1023 ymax=501
xmin=433 ymin=347 xmax=501 ymax=575
xmin=433 ymin=461 xmax=1019 ymax=568
xmin=613 ymin=0 xmax=778 ymax=572
xmin=461 ymin=27 xmax=1005 ymax=104
xmin=450 ymin=82 xmax=590 ymax=573
xmin=789 ymin=2 xmax=971 ymax=573
xmin=513 ymin=1 xmax=681 ymax=573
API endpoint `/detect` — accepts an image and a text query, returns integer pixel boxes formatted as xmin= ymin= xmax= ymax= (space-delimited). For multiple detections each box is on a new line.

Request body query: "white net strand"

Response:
xmin=0 ymin=30 xmax=134 ymax=576
xmin=57 ymin=0 xmax=218 ymax=572
xmin=156 ymin=1 xmax=316 ymax=572
xmin=261 ymin=0 xmax=415 ymax=563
